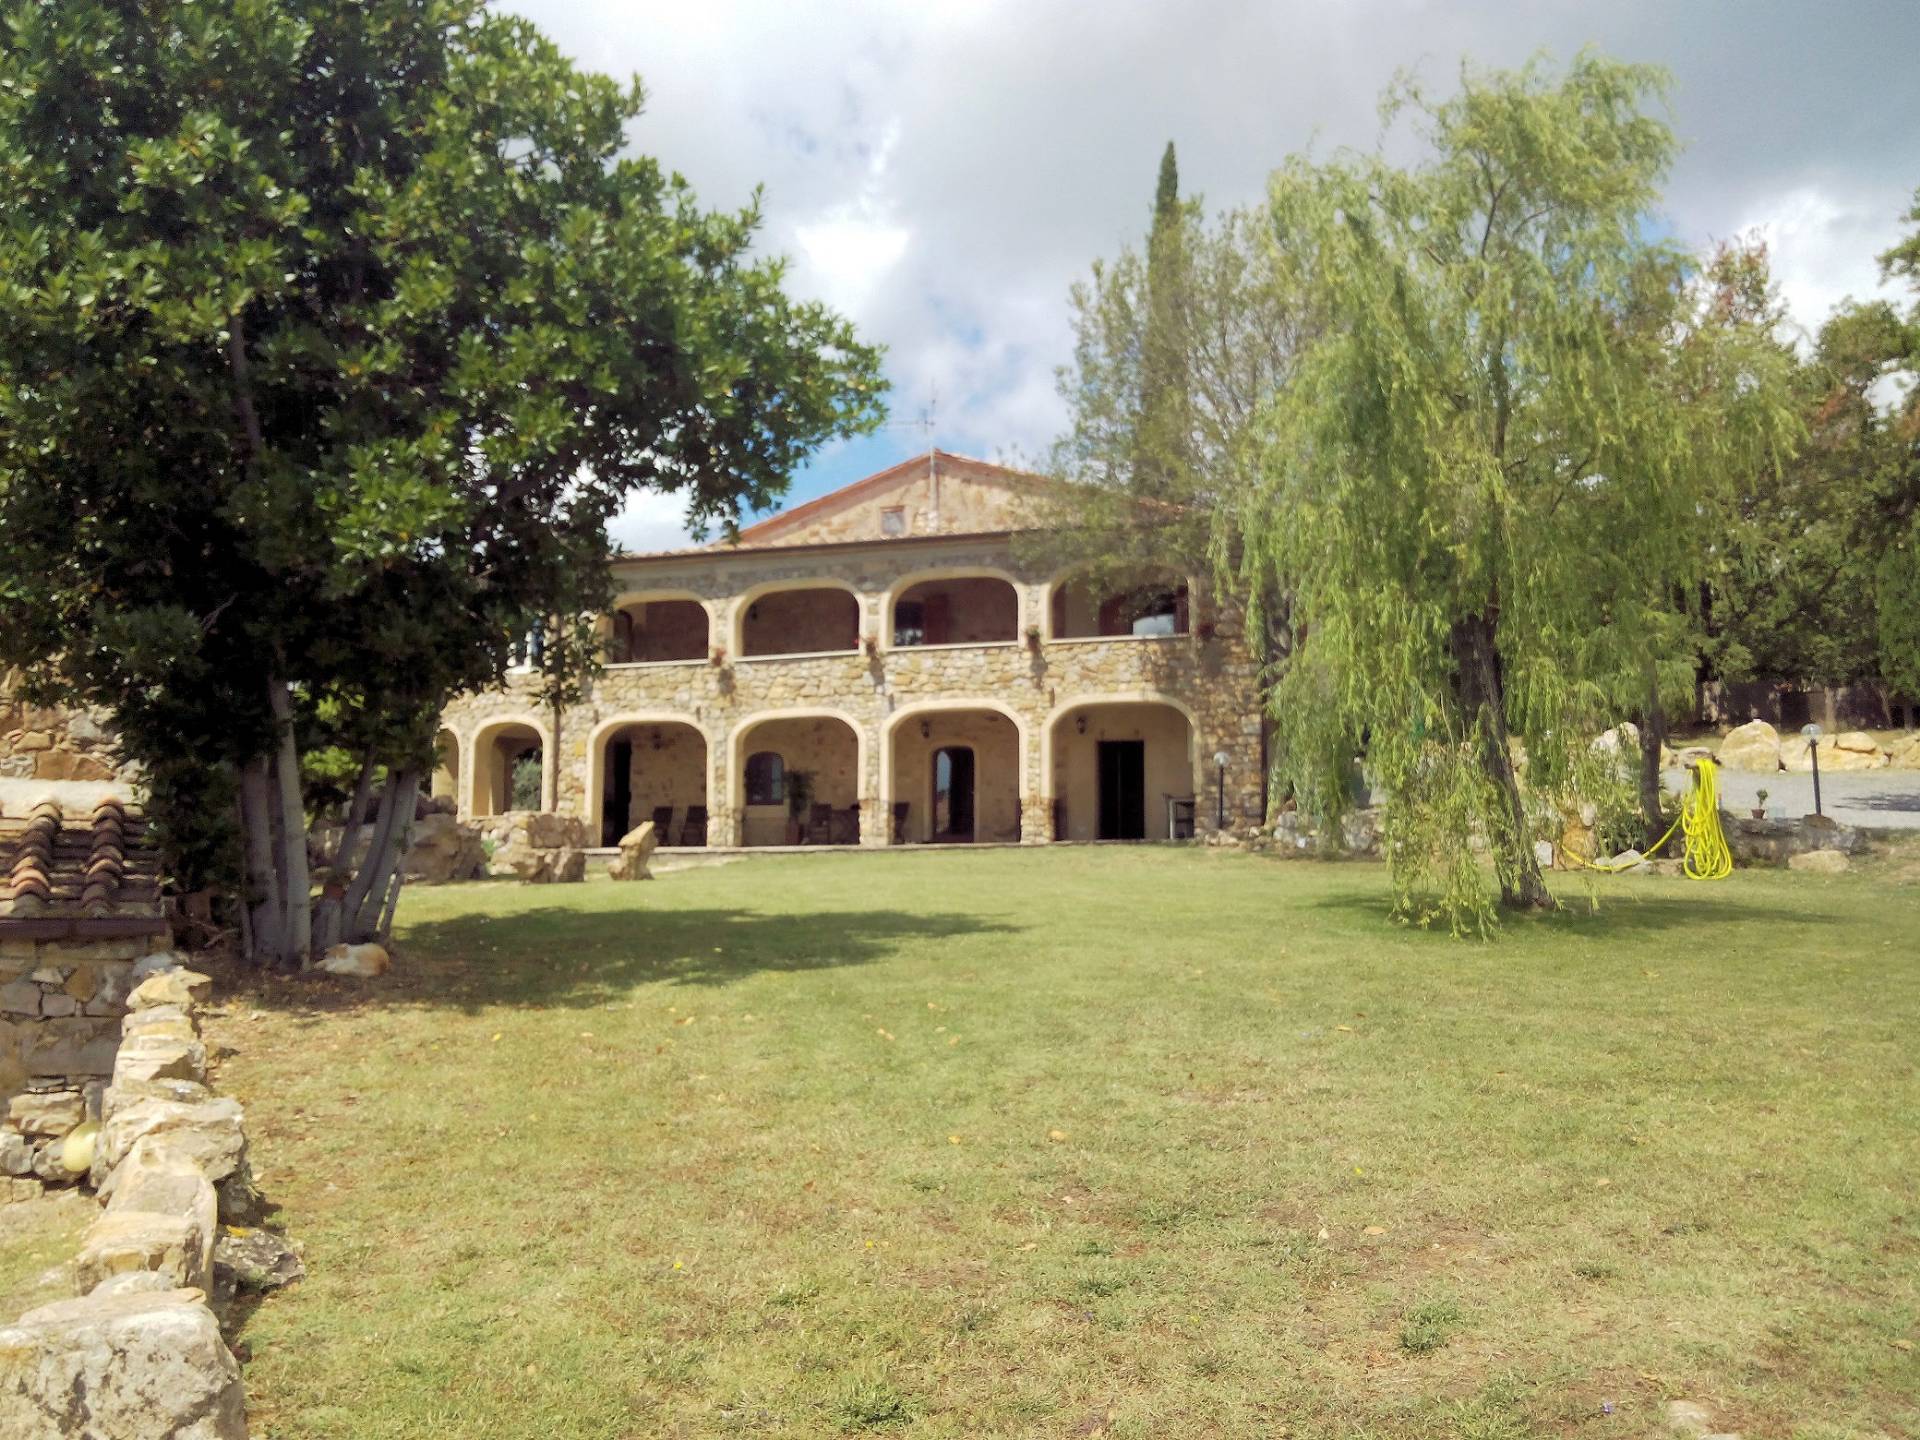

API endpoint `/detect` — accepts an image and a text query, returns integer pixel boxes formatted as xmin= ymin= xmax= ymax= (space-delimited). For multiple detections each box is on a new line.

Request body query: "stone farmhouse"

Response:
xmin=436 ymin=452 xmax=1268 ymax=851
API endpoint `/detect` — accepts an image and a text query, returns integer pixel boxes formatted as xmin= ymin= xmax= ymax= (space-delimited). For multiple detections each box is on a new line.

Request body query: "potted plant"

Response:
xmin=708 ymin=645 xmax=727 ymax=667
xmin=863 ymin=633 xmax=880 ymax=658
xmin=1752 ymin=787 xmax=1768 ymax=820
xmin=785 ymin=770 xmax=814 ymax=845
xmin=1024 ymin=623 xmax=1042 ymax=650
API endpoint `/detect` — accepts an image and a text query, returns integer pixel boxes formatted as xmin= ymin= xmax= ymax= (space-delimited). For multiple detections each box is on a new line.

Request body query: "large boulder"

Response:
xmin=481 ymin=812 xmax=588 ymax=882
xmin=1726 ymin=813 xmax=1864 ymax=866
xmin=403 ymin=812 xmax=485 ymax=884
xmin=0 ymin=1288 xmax=246 ymax=1439
xmin=1716 ymin=719 xmax=1781 ymax=772
xmin=1890 ymin=733 xmax=1920 ymax=770
xmin=1779 ymin=735 xmax=1888 ymax=772
xmin=607 ymin=821 xmax=659 ymax=882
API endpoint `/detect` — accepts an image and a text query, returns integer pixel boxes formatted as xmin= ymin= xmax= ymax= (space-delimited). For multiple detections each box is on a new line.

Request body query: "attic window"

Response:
xmin=880 ymin=507 xmax=907 ymax=537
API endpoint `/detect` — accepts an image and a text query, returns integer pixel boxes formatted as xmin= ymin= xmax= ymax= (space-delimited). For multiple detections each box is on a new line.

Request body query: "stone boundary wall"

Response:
xmin=0 ymin=957 xmax=273 ymax=1439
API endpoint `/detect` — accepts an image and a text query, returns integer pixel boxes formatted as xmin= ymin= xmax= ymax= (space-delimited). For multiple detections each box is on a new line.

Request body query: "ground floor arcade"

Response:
xmin=436 ymin=689 xmax=1261 ymax=849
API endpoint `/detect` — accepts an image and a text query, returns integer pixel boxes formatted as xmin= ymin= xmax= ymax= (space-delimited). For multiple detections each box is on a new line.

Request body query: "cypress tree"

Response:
xmin=1138 ymin=142 xmax=1191 ymax=500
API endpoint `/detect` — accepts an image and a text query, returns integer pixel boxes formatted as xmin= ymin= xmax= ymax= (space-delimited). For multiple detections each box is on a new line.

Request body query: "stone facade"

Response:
xmin=0 ymin=674 xmax=138 ymax=787
xmin=439 ymin=454 xmax=1268 ymax=847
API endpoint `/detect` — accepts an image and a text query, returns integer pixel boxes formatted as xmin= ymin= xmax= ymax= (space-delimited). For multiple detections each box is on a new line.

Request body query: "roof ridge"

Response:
xmin=729 ymin=449 xmax=1047 ymax=547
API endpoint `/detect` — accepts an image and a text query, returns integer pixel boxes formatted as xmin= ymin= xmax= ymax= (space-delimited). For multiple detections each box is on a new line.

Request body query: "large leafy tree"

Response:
xmin=1705 ymin=293 xmax=1914 ymax=698
xmin=0 ymin=0 xmax=884 ymax=964
xmin=1233 ymin=54 xmax=1796 ymax=930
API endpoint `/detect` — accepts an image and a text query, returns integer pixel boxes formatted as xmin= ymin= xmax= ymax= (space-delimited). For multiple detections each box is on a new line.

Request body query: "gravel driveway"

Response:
xmin=1667 ymin=766 xmax=1920 ymax=830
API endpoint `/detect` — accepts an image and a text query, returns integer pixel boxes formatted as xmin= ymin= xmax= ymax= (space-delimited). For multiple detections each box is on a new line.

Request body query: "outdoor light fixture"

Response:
xmin=1213 ymin=749 xmax=1230 ymax=830
xmin=1801 ymin=722 xmax=1824 ymax=817
xmin=920 ymin=719 xmax=931 ymax=740
xmin=1076 ymin=715 xmax=1087 ymax=735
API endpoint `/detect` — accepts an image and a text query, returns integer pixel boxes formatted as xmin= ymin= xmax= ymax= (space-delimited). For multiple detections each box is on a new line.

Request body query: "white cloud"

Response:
xmin=1731 ymin=184 xmax=1909 ymax=348
xmin=506 ymin=0 xmax=1920 ymax=480
xmin=608 ymin=487 xmax=699 ymax=555
xmin=793 ymin=120 xmax=911 ymax=318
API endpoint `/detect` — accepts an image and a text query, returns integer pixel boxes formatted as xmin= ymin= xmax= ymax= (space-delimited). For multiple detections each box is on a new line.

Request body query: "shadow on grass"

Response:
xmin=1304 ymin=889 xmax=1837 ymax=942
xmin=213 ymin=906 xmax=1020 ymax=1017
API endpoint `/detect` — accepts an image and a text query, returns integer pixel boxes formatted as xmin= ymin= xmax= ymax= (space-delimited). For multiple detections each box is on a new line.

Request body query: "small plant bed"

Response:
xmin=213 ymin=848 xmax=1920 ymax=1438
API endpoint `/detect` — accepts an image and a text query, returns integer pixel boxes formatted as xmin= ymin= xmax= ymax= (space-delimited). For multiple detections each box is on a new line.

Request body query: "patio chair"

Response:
xmin=806 ymin=802 xmax=834 ymax=845
xmin=891 ymin=801 xmax=910 ymax=844
xmin=651 ymin=805 xmax=674 ymax=841
xmin=831 ymin=806 xmax=859 ymax=845
xmin=680 ymin=805 xmax=707 ymax=847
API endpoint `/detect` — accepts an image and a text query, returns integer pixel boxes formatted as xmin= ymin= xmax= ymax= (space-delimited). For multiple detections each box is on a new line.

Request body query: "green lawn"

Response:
xmin=213 ymin=847 xmax=1920 ymax=1439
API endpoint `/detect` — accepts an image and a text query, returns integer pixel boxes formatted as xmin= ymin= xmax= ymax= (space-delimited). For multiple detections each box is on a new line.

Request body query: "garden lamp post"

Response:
xmin=1801 ymin=723 xmax=1823 ymax=817
xmin=1212 ymin=749 xmax=1229 ymax=830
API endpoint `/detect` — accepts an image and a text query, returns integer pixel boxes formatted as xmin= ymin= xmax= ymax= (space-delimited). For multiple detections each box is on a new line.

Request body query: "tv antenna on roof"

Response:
xmin=887 ymin=383 xmax=941 ymax=526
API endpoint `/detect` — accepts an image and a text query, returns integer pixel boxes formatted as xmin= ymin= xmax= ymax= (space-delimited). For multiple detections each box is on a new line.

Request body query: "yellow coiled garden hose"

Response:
xmin=1565 ymin=755 xmax=1733 ymax=881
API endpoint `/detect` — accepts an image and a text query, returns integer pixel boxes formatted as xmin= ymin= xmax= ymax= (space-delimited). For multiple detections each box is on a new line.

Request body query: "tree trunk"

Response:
xmin=1639 ymin=675 xmax=1669 ymax=851
xmin=341 ymin=776 xmax=398 ymax=926
xmin=347 ymin=768 xmax=419 ymax=943
xmin=237 ymin=759 xmax=284 ymax=964
xmin=334 ymin=754 xmax=377 ymax=869
xmin=266 ymin=678 xmax=312 ymax=966
xmin=1450 ymin=612 xmax=1554 ymax=912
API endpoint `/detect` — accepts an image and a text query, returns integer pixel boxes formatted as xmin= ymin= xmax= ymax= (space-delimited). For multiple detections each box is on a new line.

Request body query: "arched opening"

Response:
xmin=430 ymin=729 xmax=460 ymax=803
xmin=887 ymin=707 xmax=1021 ymax=843
xmin=471 ymin=721 xmax=545 ymax=818
xmin=735 ymin=714 xmax=861 ymax=845
xmin=594 ymin=720 xmax=708 ymax=847
xmin=608 ymin=596 xmax=709 ymax=664
xmin=1048 ymin=701 xmax=1196 ymax=842
xmin=739 ymin=584 xmax=860 ymax=657
xmin=1049 ymin=573 xmax=1190 ymax=639
xmin=890 ymin=574 xmax=1019 ymax=647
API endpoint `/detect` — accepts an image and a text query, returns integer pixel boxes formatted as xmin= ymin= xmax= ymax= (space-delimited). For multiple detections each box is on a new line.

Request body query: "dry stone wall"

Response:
xmin=0 ymin=956 xmax=279 ymax=1439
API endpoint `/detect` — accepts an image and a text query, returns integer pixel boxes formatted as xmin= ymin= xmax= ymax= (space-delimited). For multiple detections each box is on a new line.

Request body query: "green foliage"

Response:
xmin=1399 ymin=1295 xmax=1465 ymax=1354
xmin=1706 ymin=282 xmax=1916 ymax=692
xmin=509 ymin=754 xmax=543 ymax=812
xmin=0 ymin=0 xmax=884 ymax=899
xmin=1230 ymin=53 xmax=1796 ymax=930
xmin=829 ymin=1370 xmax=914 ymax=1429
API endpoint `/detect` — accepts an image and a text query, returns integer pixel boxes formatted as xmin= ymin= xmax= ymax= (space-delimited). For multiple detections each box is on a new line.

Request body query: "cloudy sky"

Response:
xmin=501 ymin=0 xmax=1920 ymax=551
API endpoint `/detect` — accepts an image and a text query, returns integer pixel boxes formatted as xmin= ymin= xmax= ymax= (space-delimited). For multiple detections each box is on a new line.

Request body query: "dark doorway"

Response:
xmin=1097 ymin=739 xmax=1146 ymax=840
xmin=602 ymin=738 xmax=633 ymax=846
xmin=932 ymin=746 xmax=976 ymax=841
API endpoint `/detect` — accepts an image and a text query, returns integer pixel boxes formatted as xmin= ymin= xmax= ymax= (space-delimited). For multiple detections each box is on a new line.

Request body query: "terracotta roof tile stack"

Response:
xmin=0 ymin=790 xmax=165 ymax=940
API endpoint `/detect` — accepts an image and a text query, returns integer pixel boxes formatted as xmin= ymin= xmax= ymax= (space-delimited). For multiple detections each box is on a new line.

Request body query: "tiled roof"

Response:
xmin=0 ymin=786 xmax=165 ymax=938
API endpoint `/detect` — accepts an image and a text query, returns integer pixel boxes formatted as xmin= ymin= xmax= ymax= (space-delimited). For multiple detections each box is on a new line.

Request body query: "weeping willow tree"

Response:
xmin=1231 ymin=53 xmax=1789 ymax=931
